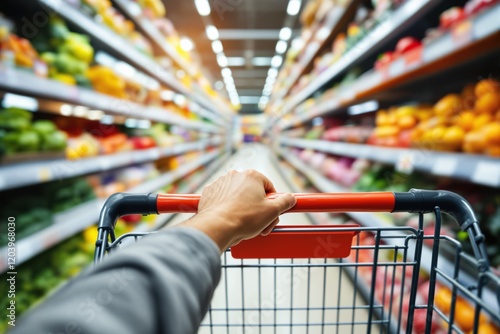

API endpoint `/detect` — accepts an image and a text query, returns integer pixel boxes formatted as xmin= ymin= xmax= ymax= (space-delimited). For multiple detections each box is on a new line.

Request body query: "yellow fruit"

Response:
xmin=397 ymin=114 xmax=417 ymax=129
xmin=83 ymin=225 xmax=98 ymax=244
xmin=463 ymin=132 xmax=486 ymax=154
xmin=461 ymin=83 xmax=477 ymax=109
xmin=469 ymin=322 xmax=500 ymax=334
xmin=475 ymin=79 xmax=500 ymax=98
xmin=434 ymin=94 xmax=463 ymax=117
xmin=487 ymin=145 xmax=500 ymax=157
xmin=396 ymin=105 xmax=417 ymax=117
xmin=472 ymin=114 xmax=493 ymax=130
xmin=374 ymin=126 xmax=400 ymax=137
xmin=475 ymin=93 xmax=500 ymax=114
xmin=443 ymin=126 xmax=465 ymax=146
xmin=453 ymin=110 xmax=476 ymax=132
xmin=435 ymin=287 xmax=452 ymax=315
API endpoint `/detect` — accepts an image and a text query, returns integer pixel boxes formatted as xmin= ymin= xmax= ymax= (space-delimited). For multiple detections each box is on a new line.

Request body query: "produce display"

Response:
xmin=0 ymin=27 xmax=45 ymax=75
xmin=290 ymin=147 xmax=500 ymax=268
xmin=0 ymin=233 xmax=94 ymax=332
xmin=0 ymin=108 xmax=67 ymax=157
xmin=0 ymin=177 xmax=96 ymax=246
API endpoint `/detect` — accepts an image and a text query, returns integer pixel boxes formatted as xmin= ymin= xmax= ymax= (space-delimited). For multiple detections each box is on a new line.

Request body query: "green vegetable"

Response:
xmin=18 ymin=130 xmax=40 ymax=152
xmin=33 ymin=120 xmax=57 ymax=135
xmin=41 ymin=130 xmax=67 ymax=151
xmin=54 ymin=53 xmax=88 ymax=75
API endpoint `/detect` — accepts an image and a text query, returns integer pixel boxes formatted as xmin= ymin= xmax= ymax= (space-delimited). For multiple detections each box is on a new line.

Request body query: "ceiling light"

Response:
xmin=205 ymin=25 xmax=219 ymax=40
xmin=217 ymin=54 xmax=228 ymax=67
xmin=125 ymin=118 xmax=138 ymax=128
xmin=239 ymin=96 xmax=261 ymax=104
xmin=268 ymin=68 xmax=278 ymax=78
xmin=211 ymin=40 xmax=223 ymax=53
xmin=347 ymin=100 xmax=379 ymax=115
xmin=266 ymin=76 xmax=276 ymax=84
xmin=173 ymin=94 xmax=187 ymax=106
xmin=271 ymin=55 xmax=283 ymax=68
xmin=275 ymin=40 xmax=288 ymax=54
xmin=251 ymin=57 xmax=272 ymax=66
xmin=73 ymin=106 xmax=89 ymax=118
xmin=137 ymin=120 xmax=152 ymax=129
xmin=227 ymin=57 xmax=246 ymax=66
xmin=180 ymin=37 xmax=194 ymax=51
xmin=279 ymin=27 xmax=292 ymax=41
xmin=221 ymin=67 xmax=232 ymax=78
xmin=194 ymin=0 xmax=211 ymax=16
xmin=291 ymin=37 xmax=304 ymax=50
xmin=223 ymin=75 xmax=234 ymax=85
xmin=94 ymin=51 xmax=116 ymax=67
xmin=287 ymin=0 xmax=301 ymax=16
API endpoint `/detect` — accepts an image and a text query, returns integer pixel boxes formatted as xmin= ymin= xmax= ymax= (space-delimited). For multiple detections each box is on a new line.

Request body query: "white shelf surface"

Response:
xmin=0 ymin=148 xmax=223 ymax=272
xmin=0 ymin=137 xmax=223 ymax=191
xmin=279 ymin=137 xmax=500 ymax=188
xmin=278 ymin=4 xmax=500 ymax=130
xmin=38 ymin=0 xmax=227 ymax=115
xmin=0 ymin=66 xmax=220 ymax=133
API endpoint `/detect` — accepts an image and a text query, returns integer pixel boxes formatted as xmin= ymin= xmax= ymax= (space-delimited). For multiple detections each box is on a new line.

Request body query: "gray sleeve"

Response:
xmin=11 ymin=227 xmax=221 ymax=334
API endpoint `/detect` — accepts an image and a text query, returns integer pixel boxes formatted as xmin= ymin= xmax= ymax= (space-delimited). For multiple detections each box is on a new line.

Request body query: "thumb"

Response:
xmin=269 ymin=193 xmax=296 ymax=213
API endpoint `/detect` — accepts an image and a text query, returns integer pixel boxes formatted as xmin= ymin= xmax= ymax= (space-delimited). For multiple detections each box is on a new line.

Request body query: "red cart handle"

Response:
xmin=156 ymin=192 xmax=395 ymax=213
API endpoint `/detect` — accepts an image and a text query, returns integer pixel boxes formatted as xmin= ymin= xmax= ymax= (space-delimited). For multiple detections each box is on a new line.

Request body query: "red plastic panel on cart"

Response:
xmin=231 ymin=225 xmax=360 ymax=259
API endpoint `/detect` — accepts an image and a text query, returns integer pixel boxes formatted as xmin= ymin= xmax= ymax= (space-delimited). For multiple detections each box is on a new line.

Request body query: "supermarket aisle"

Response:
xmin=167 ymin=144 xmax=371 ymax=334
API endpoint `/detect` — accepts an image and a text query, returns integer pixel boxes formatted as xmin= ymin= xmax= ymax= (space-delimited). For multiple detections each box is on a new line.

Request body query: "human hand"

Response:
xmin=182 ymin=170 xmax=296 ymax=252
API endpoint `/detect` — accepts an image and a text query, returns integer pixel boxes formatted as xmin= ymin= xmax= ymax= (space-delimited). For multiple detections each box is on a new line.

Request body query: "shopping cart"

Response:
xmin=94 ymin=189 xmax=500 ymax=334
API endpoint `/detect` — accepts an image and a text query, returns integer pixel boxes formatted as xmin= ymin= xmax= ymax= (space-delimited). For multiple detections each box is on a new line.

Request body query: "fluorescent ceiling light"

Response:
xmin=173 ymin=94 xmax=187 ymax=106
xmin=260 ymin=96 xmax=269 ymax=105
xmin=221 ymin=67 xmax=232 ymax=78
xmin=271 ymin=55 xmax=283 ymax=67
xmin=347 ymin=100 xmax=379 ymax=115
xmin=60 ymin=104 xmax=73 ymax=116
xmin=275 ymin=40 xmax=288 ymax=54
xmin=223 ymin=76 xmax=234 ymax=85
xmin=180 ymin=37 xmax=194 ymax=51
xmin=268 ymin=68 xmax=278 ymax=78
xmin=227 ymin=57 xmax=246 ymax=66
xmin=205 ymin=25 xmax=219 ymax=40
xmin=266 ymin=76 xmax=276 ymax=84
xmin=2 ymin=93 xmax=38 ymax=111
xmin=194 ymin=0 xmax=211 ymax=16
xmin=279 ymin=27 xmax=292 ymax=41
xmin=211 ymin=40 xmax=223 ymax=53
xmin=291 ymin=37 xmax=304 ymax=50
xmin=287 ymin=0 xmax=301 ymax=16
xmin=252 ymin=57 xmax=272 ymax=66
xmin=217 ymin=54 xmax=228 ymax=67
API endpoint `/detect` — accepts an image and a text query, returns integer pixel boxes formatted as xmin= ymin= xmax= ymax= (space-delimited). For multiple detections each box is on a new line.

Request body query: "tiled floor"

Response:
xmin=170 ymin=144 xmax=377 ymax=334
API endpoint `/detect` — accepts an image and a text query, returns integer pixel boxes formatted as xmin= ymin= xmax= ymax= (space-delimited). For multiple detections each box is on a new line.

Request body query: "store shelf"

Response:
xmin=0 ymin=147 xmax=223 ymax=272
xmin=271 ymin=0 xmax=447 ymax=120
xmin=0 ymin=137 xmax=223 ymax=191
xmin=0 ymin=66 xmax=220 ymax=133
xmin=279 ymin=137 xmax=500 ymax=188
xmin=38 ymin=0 xmax=228 ymax=116
xmin=275 ymin=146 xmax=499 ymax=316
xmin=279 ymin=4 xmax=500 ymax=130
xmin=270 ymin=3 xmax=354 ymax=104
xmin=112 ymin=0 xmax=233 ymax=118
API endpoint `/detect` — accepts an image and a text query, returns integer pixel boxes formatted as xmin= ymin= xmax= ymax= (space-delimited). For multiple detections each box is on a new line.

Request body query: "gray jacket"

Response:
xmin=11 ymin=227 xmax=221 ymax=334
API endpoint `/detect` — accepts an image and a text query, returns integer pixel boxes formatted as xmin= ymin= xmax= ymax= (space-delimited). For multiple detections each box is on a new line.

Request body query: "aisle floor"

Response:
xmin=170 ymin=144 xmax=374 ymax=334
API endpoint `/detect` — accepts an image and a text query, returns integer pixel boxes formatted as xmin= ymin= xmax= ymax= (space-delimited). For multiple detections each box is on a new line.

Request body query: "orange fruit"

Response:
xmin=483 ymin=123 xmax=500 ymax=145
xmin=455 ymin=298 xmax=475 ymax=332
xmin=475 ymin=93 xmax=500 ymax=114
xmin=461 ymin=83 xmax=477 ymax=109
xmin=487 ymin=145 xmax=500 ymax=157
xmin=443 ymin=126 xmax=465 ymax=146
xmin=453 ymin=110 xmax=476 ymax=132
xmin=435 ymin=287 xmax=452 ymax=314
xmin=376 ymin=110 xmax=389 ymax=126
xmin=463 ymin=132 xmax=486 ymax=154
xmin=473 ymin=114 xmax=493 ymax=130
xmin=398 ymin=114 xmax=417 ymax=129
xmin=434 ymin=94 xmax=463 ymax=117
xmin=475 ymin=79 xmax=500 ymax=98
xmin=471 ymin=322 xmax=500 ymax=334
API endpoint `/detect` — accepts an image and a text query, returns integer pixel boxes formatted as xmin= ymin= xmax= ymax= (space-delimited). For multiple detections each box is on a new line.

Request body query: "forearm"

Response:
xmin=11 ymin=228 xmax=221 ymax=334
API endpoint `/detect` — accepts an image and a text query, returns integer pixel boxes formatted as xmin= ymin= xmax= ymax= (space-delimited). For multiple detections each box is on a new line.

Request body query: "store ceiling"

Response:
xmin=163 ymin=0 xmax=306 ymax=114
